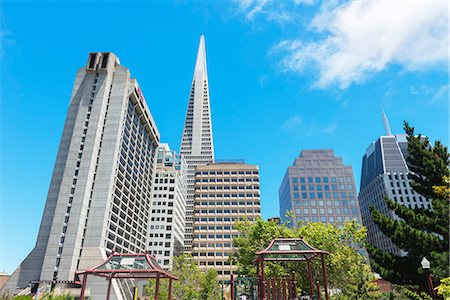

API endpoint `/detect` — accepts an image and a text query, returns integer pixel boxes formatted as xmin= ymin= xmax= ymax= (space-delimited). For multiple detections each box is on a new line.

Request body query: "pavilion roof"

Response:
xmin=256 ymin=238 xmax=329 ymax=261
xmin=75 ymin=252 xmax=177 ymax=280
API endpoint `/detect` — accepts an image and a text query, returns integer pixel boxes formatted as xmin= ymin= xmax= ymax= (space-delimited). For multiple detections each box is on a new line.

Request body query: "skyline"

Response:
xmin=1 ymin=0 xmax=448 ymax=275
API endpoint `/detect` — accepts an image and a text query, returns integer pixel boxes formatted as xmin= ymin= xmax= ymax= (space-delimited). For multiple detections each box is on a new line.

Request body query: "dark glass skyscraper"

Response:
xmin=358 ymin=113 xmax=431 ymax=255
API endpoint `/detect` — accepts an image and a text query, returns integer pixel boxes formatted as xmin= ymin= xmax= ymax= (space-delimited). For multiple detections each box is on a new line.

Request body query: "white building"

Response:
xmin=147 ymin=144 xmax=187 ymax=270
xmin=180 ymin=35 xmax=215 ymax=253
xmin=2 ymin=53 xmax=160 ymax=299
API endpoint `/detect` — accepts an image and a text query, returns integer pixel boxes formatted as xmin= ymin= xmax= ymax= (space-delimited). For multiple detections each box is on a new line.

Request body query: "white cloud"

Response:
xmin=233 ymin=0 xmax=315 ymax=23
xmin=431 ymin=85 xmax=449 ymax=103
xmin=281 ymin=115 xmax=337 ymax=136
xmin=409 ymin=84 xmax=449 ymax=103
xmin=274 ymin=1 xmax=449 ymax=88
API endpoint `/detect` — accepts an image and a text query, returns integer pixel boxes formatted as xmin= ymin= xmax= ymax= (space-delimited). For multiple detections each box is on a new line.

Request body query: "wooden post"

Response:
xmin=282 ymin=277 xmax=287 ymax=300
xmin=316 ymin=281 xmax=322 ymax=300
xmin=80 ymin=274 xmax=87 ymax=300
xmin=321 ymin=255 xmax=329 ymax=300
xmin=155 ymin=274 xmax=160 ymax=300
xmin=168 ymin=278 xmax=173 ymax=300
xmin=292 ymin=272 xmax=297 ymax=300
xmin=261 ymin=258 xmax=266 ymax=300
xmin=231 ymin=274 xmax=235 ymax=300
xmin=307 ymin=260 xmax=314 ymax=297
xmin=106 ymin=277 xmax=112 ymax=300
xmin=271 ymin=278 xmax=276 ymax=300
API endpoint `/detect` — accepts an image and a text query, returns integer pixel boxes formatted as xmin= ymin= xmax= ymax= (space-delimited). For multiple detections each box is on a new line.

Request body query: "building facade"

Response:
xmin=279 ymin=150 xmax=362 ymax=227
xmin=180 ymin=35 xmax=215 ymax=253
xmin=147 ymin=144 xmax=187 ymax=270
xmin=358 ymin=114 xmax=430 ymax=255
xmin=191 ymin=162 xmax=261 ymax=278
xmin=3 ymin=53 xmax=160 ymax=299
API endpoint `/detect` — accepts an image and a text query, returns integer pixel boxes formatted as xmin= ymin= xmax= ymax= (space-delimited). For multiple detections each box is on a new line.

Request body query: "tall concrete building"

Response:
xmin=3 ymin=53 xmax=160 ymax=299
xmin=180 ymin=35 xmax=215 ymax=252
xmin=147 ymin=143 xmax=187 ymax=270
xmin=279 ymin=150 xmax=363 ymax=227
xmin=358 ymin=113 xmax=430 ymax=255
xmin=191 ymin=162 xmax=261 ymax=278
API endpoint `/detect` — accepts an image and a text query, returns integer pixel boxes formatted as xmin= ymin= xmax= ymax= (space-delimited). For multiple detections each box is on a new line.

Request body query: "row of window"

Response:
xmin=196 ymin=193 xmax=260 ymax=198
xmin=294 ymin=192 xmax=355 ymax=199
xmin=294 ymin=206 xmax=359 ymax=215
xmin=192 ymin=251 xmax=231 ymax=256
xmin=294 ymin=199 xmax=357 ymax=207
xmin=195 ymin=201 xmax=260 ymax=206
xmin=195 ymin=209 xmax=260 ymax=214
xmin=296 ymin=215 xmax=357 ymax=223
xmin=194 ymin=216 xmax=257 ymax=222
xmin=196 ymin=178 xmax=259 ymax=183
xmin=194 ymin=225 xmax=235 ymax=231
xmin=194 ymin=233 xmax=237 ymax=239
xmin=193 ymin=242 xmax=233 ymax=248
xmin=292 ymin=176 xmax=352 ymax=184
xmin=293 ymin=184 xmax=353 ymax=191
xmin=148 ymin=233 xmax=172 ymax=239
xmin=196 ymin=171 xmax=258 ymax=176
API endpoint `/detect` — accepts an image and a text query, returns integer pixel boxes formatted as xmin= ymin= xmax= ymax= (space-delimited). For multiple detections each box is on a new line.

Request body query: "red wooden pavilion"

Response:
xmin=255 ymin=238 xmax=330 ymax=300
xmin=75 ymin=251 xmax=177 ymax=300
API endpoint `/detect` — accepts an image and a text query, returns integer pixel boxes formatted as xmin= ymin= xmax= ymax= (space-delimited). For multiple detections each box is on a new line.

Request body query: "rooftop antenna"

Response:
xmin=382 ymin=109 xmax=393 ymax=136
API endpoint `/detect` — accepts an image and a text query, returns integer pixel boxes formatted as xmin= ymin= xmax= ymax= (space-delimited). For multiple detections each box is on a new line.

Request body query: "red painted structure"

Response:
xmin=255 ymin=238 xmax=330 ymax=300
xmin=75 ymin=251 xmax=177 ymax=300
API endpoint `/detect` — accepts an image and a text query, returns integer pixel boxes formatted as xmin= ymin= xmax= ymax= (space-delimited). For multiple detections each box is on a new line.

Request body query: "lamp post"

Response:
xmin=421 ymin=257 xmax=435 ymax=300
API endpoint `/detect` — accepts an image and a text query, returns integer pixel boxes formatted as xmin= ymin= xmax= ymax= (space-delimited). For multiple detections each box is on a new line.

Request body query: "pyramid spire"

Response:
xmin=194 ymin=35 xmax=208 ymax=78
xmin=382 ymin=109 xmax=393 ymax=136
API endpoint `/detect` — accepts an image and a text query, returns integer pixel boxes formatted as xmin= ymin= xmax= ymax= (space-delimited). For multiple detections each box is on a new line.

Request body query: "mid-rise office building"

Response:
xmin=147 ymin=144 xmax=187 ymax=270
xmin=192 ymin=162 xmax=261 ymax=278
xmin=279 ymin=150 xmax=362 ymax=227
xmin=2 ymin=53 xmax=160 ymax=299
xmin=180 ymin=36 xmax=215 ymax=252
xmin=358 ymin=113 xmax=430 ymax=255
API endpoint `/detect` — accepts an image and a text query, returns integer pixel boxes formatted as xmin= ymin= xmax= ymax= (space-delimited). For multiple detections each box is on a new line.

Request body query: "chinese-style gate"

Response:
xmin=255 ymin=238 xmax=330 ymax=300
xmin=75 ymin=251 xmax=177 ymax=300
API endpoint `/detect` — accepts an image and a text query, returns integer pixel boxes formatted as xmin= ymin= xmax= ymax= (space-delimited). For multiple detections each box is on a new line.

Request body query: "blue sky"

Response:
xmin=0 ymin=0 xmax=448 ymax=274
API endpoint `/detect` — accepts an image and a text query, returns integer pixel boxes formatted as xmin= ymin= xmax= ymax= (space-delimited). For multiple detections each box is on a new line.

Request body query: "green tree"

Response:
xmin=436 ymin=277 xmax=450 ymax=300
xmin=231 ymin=218 xmax=379 ymax=299
xmin=369 ymin=122 xmax=449 ymax=286
xmin=200 ymin=269 xmax=221 ymax=300
xmin=146 ymin=254 xmax=221 ymax=300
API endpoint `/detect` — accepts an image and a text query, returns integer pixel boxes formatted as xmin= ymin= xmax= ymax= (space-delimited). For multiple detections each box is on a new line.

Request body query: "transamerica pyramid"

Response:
xmin=180 ymin=35 xmax=215 ymax=252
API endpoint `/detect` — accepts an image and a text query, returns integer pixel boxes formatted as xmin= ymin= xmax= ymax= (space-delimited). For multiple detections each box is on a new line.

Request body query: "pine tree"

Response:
xmin=368 ymin=122 xmax=449 ymax=286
